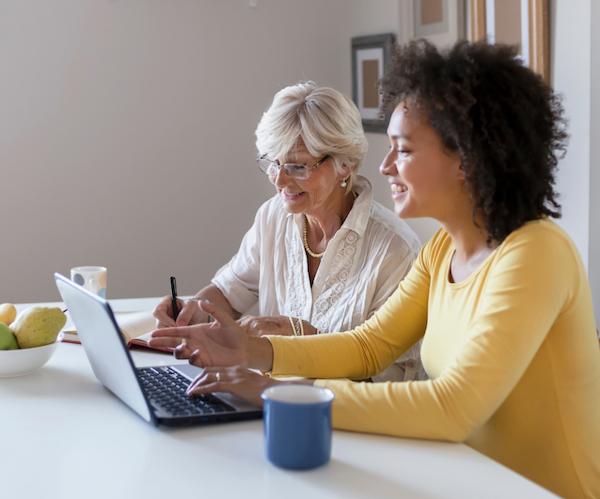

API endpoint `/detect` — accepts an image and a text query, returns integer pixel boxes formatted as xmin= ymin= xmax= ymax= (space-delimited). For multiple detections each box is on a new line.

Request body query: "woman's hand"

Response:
xmin=237 ymin=315 xmax=319 ymax=336
xmin=153 ymin=296 xmax=206 ymax=328
xmin=185 ymin=366 xmax=282 ymax=407
xmin=237 ymin=315 xmax=294 ymax=337
xmin=149 ymin=301 xmax=249 ymax=367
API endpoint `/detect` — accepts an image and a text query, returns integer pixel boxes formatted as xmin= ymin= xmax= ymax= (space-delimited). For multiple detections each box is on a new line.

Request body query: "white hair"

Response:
xmin=255 ymin=81 xmax=368 ymax=185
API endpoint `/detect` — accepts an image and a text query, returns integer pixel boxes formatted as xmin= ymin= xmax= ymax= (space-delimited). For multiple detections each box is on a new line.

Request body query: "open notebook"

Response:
xmin=61 ymin=310 xmax=171 ymax=353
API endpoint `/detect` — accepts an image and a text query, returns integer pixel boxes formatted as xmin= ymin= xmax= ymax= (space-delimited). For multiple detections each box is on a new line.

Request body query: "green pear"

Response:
xmin=11 ymin=307 xmax=66 ymax=349
xmin=0 ymin=323 xmax=18 ymax=350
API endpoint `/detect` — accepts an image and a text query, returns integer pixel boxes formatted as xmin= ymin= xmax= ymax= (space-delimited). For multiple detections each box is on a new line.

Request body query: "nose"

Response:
xmin=379 ymin=150 xmax=398 ymax=177
xmin=273 ymin=165 xmax=288 ymax=187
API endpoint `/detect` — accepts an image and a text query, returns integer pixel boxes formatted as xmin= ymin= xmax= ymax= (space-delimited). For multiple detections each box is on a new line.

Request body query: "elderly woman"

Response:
xmin=154 ymin=81 xmax=423 ymax=381
xmin=151 ymin=42 xmax=600 ymax=498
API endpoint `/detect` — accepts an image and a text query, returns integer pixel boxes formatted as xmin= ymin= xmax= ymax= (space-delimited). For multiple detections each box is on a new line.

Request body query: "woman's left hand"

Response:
xmin=237 ymin=315 xmax=319 ymax=336
xmin=237 ymin=315 xmax=293 ymax=336
xmin=185 ymin=366 xmax=282 ymax=407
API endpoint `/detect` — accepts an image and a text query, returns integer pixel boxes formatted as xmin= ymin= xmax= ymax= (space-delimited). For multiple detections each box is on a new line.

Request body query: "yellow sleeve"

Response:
xmin=268 ymin=232 xmax=434 ymax=379
xmin=314 ymin=225 xmax=578 ymax=441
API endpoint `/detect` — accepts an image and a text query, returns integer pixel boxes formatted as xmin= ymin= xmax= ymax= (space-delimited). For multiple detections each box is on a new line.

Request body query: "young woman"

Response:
xmin=150 ymin=41 xmax=600 ymax=498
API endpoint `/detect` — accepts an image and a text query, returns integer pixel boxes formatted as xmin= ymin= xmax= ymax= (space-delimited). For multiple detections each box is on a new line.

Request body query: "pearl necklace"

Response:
xmin=303 ymin=216 xmax=326 ymax=258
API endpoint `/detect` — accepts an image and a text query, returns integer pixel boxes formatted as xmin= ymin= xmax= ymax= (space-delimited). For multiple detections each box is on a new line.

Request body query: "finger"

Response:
xmin=175 ymin=299 xmax=197 ymax=327
xmin=173 ymin=342 xmax=194 ymax=359
xmin=199 ymin=300 xmax=237 ymax=328
xmin=189 ymin=348 xmax=210 ymax=368
xmin=186 ymin=369 xmax=224 ymax=395
xmin=147 ymin=337 xmax=184 ymax=349
xmin=185 ymin=367 xmax=218 ymax=392
xmin=187 ymin=382 xmax=222 ymax=397
xmin=153 ymin=296 xmax=176 ymax=327
xmin=149 ymin=325 xmax=195 ymax=339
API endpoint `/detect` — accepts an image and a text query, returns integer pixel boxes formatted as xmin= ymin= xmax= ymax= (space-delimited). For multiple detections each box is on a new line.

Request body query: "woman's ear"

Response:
xmin=455 ymin=154 xmax=467 ymax=182
xmin=338 ymin=162 xmax=352 ymax=180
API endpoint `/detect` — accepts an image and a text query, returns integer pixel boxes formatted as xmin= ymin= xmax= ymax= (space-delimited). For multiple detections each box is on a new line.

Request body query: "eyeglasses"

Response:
xmin=257 ymin=154 xmax=330 ymax=181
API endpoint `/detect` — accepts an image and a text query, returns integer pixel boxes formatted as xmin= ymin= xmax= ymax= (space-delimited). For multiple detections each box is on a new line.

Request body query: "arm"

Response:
xmin=368 ymin=236 xmax=417 ymax=315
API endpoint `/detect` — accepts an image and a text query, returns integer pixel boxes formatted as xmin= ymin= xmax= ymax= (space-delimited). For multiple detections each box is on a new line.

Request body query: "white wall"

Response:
xmin=551 ymin=0 xmax=599 ymax=323
xmin=551 ymin=0 xmax=591 ymax=267
xmin=590 ymin=0 xmax=600 ymax=325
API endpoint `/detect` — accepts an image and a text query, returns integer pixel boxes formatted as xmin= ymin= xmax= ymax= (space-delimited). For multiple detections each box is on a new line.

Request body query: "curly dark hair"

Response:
xmin=381 ymin=39 xmax=568 ymax=243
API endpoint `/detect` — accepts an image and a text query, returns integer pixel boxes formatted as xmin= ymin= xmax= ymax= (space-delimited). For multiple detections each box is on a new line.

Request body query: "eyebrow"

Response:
xmin=388 ymin=133 xmax=411 ymax=140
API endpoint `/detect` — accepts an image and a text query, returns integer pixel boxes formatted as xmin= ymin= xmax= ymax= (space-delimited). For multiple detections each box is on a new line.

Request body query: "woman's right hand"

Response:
xmin=149 ymin=300 xmax=250 ymax=367
xmin=153 ymin=296 xmax=206 ymax=328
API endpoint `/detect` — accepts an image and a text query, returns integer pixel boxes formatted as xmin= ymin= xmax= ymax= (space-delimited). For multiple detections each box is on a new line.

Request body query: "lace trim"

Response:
xmin=312 ymin=231 xmax=358 ymax=331
xmin=286 ymin=227 xmax=307 ymax=320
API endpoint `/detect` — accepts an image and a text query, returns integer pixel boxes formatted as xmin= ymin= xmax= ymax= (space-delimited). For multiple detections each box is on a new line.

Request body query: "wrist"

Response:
xmin=248 ymin=336 xmax=273 ymax=373
xmin=288 ymin=316 xmax=305 ymax=336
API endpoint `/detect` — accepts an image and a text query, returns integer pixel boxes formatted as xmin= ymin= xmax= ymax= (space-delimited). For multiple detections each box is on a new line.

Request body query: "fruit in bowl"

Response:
xmin=11 ymin=306 xmax=67 ymax=348
xmin=0 ymin=304 xmax=66 ymax=377
xmin=0 ymin=303 xmax=17 ymax=326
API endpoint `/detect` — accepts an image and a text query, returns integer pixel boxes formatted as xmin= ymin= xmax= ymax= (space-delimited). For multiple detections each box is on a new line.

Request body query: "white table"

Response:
xmin=1 ymin=299 xmax=556 ymax=499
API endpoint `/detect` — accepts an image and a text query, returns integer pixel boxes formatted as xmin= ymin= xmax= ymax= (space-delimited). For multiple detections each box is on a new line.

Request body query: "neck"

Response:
xmin=305 ymin=190 xmax=355 ymax=243
xmin=440 ymin=198 xmax=494 ymax=260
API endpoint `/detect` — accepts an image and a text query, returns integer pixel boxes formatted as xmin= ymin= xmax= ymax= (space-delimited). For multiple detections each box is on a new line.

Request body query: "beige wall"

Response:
xmin=0 ymin=0 xmax=343 ymax=301
xmin=2 ymin=0 xmax=426 ymax=302
xmin=11 ymin=0 xmax=592 ymax=317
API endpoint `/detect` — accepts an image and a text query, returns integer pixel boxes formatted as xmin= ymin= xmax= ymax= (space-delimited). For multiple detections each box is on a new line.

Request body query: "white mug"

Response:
xmin=70 ymin=266 xmax=107 ymax=298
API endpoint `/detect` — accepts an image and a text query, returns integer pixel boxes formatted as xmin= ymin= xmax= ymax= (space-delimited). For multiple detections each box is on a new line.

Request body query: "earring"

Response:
xmin=340 ymin=178 xmax=348 ymax=188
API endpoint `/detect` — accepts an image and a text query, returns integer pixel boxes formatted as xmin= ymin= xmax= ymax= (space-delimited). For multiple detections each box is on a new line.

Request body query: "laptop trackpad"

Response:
xmin=171 ymin=363 xmax=262 ymax=412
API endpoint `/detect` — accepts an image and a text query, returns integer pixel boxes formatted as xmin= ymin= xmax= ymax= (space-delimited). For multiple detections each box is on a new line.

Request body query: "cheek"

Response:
xmin=305 ymin=173 xmax=337 ymax=198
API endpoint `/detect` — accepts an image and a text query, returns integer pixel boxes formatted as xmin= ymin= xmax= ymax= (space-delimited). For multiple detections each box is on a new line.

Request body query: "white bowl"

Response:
xmin=0 ymin=342 xmax=58 ymax=378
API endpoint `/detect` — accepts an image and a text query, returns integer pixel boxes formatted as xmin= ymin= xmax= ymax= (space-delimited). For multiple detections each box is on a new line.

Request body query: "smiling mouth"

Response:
xmin=281 ymin=190 xmax=305 ymax=198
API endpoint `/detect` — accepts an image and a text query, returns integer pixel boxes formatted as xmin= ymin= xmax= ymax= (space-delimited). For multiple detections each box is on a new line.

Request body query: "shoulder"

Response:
xmin=499 ymin=219 xmax=580 ymax=263
xmin=416 ymin=227 xmax=452 ymax=270
xmin=368 ymin=201 xmax=421 ymax=256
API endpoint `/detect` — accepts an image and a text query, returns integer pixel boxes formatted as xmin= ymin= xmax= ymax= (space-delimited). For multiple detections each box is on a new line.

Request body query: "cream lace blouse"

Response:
xmin=212 ymin=176 xmax=426 ymax=381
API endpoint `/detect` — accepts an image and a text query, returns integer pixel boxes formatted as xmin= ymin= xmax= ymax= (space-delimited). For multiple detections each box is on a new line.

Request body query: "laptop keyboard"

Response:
xmin=137 ymin=366 xmax=234 ymax=417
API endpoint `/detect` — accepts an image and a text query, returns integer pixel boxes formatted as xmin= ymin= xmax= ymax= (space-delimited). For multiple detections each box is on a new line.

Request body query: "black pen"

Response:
xmin=170 ymin=276 xmax=180 ymax=321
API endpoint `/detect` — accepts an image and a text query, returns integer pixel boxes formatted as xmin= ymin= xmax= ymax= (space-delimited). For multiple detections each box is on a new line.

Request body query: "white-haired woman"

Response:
xmin=153 ymin=81 xmax=424 ymax=381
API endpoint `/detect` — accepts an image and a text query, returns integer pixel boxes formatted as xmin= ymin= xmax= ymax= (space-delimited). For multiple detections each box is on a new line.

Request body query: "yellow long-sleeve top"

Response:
xmin=268 ymin=219 xmax=600 ymax=498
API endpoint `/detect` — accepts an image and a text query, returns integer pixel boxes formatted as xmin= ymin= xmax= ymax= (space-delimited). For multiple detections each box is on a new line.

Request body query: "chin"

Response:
xmin=396 ymin=205 xmax=424 ymax=220
xmin=282 ymin=201 xmax=305 ymax=214
xmin=393 ymin=201 xmax=410 ymax=219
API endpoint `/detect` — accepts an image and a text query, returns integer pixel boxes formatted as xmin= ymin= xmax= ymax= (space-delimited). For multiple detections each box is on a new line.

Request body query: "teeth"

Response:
xmin=391 ymin=184 xmax=407 ymax=193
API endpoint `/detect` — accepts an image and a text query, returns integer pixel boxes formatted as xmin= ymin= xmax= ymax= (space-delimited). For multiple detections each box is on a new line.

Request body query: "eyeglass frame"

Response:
xmin=257 ymin=153 xmax=331 ymax=181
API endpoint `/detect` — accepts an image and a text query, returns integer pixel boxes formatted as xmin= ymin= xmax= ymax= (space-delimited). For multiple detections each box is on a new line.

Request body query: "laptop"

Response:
xmin=55 ymin=273 xmax=262 ymax=426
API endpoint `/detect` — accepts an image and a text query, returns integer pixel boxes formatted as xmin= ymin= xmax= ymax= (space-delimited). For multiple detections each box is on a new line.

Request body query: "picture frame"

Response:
xmin=398 ymin=0 xmax=465 ymax=48
xmin=467 ymin=0 xmax=550 ymax=83
xmin=351 ymin=33 xmax=396 ymax=133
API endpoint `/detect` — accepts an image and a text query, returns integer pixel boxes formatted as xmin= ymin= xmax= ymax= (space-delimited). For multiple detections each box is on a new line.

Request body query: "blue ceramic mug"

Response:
xmin=261 ymin=384 xmax=334 ymax=470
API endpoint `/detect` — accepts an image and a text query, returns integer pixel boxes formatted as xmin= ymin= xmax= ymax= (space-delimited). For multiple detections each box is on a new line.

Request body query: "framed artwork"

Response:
xmin=398 ymin=0 xmax=465 ymax=48
xmin=467 ymin=0 xmax=550 ymax=83
xmin=351 ymin=33 xmax=396 ymax=133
